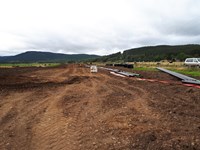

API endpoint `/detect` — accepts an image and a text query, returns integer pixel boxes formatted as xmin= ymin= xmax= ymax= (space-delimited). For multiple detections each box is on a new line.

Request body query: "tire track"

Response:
xmin=1 ymin=65 xmax=200 ymax=150
xmin=30 ymin=86 xmax=73 ymax=150
xmin=31 ymin=66 xmax=94 ymax=150
xmin=108 ymin=77 xmax=161 ymax=120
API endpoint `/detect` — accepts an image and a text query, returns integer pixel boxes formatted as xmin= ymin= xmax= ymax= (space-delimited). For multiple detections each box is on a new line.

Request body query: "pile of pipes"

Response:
xmin=157 ymin=67 xmax=200 ymax=85
xmin=106 ymin=64 xmax=134 ymax=68
xmin=99 ymin=67 xmax=140 ymax=77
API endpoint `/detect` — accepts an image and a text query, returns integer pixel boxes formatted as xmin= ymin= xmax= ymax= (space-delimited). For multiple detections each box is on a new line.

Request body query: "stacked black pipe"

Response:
xmin=114 ymin=64 xmax=134 ymax=68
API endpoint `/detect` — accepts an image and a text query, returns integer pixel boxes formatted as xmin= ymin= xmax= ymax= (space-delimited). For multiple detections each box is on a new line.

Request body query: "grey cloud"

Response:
xmin=155 ymin=18 xmax=200 ymax=36
xmin=11 ymin=28 xmax=200 ymax=56
xmin=1 ymin=0 xmax=200 ymax=56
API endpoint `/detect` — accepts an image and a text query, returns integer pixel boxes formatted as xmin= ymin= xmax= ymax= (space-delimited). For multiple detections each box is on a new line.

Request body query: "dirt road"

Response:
xmin=0 ymin=64 xmax=200 ymax=150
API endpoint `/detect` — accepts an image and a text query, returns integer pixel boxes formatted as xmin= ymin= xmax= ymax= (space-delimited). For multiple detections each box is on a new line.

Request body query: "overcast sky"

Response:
xmin=0 ymin=0 xmax=200 ymax=56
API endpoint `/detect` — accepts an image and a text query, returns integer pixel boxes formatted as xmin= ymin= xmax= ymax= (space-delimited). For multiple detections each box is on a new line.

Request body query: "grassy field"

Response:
xmin=133 ymin=67 xmax=158 ymax=71
xmin=0 ymin=63 xmax=61 ymax=68
xmin=132 ymin=61 xmax=200 ymax=77
xmin=169 ymin=68 xmax=200 ymax=77
xmin=132 ymin=61 xmax=184 ymax=68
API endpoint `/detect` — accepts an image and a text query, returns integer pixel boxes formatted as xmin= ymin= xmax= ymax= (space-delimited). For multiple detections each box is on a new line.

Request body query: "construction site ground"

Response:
xmin=0 ymin=64 xmax=200 ymax=150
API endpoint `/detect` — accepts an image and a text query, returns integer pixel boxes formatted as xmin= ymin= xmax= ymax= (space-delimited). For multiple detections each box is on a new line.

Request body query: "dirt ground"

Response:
xmin=0 ymin=64 xmax=200 ymax=150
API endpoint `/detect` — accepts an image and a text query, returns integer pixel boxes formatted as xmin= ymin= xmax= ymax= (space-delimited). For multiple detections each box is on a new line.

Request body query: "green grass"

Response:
xmin=169 ymin=68 xmax=200 ymax=77
xmin=0 ymin=63 xmax=61 ymax=67
xmin=133 ymin=66 xmax=200 ymax=77
xmin=133 ymin=67 xmax=158 ymax=71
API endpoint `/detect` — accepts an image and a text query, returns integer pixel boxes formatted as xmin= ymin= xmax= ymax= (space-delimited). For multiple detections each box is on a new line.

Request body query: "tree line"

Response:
xmin=91 ymin=44 xmax=200 ymax=62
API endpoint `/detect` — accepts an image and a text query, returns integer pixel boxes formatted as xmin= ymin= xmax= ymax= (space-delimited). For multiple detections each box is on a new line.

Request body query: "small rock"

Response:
xmin=112 ymin=137 xmax=116 ymax=140
xmin=191 ymin=142 xmax=195 ymax=146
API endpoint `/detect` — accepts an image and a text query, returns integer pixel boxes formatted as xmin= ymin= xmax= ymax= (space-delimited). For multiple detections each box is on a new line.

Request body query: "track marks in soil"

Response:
xmin=0 ymin=91 xmax=49 ymax=150
xmin=30 ymin=87 xmax=72 ymax=150
xmin=106 ymin=78 xmax=160 ymax=120
xmin=1 ymin=65 xmax=200 ymax=150
xmin=30 ymin=66 xmax=104 ymax=150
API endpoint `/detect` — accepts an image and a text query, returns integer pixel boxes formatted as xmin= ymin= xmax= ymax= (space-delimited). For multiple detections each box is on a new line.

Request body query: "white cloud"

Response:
xmin=0 ymin=0 xmax=200 ymax=56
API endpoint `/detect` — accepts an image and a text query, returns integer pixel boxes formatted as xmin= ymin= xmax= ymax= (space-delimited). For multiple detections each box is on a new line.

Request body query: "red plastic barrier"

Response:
xmin=183 ymin=84 xmax=200 ymax=89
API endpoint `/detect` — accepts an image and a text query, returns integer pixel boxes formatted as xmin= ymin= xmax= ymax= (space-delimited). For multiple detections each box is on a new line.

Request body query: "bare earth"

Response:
xmin=0 ymin=64 xmax=200 ymax=150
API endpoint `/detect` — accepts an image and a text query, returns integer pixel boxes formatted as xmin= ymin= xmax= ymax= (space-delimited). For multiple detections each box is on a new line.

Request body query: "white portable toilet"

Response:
xmin=90 ymin=65 xmax=98 ymax=73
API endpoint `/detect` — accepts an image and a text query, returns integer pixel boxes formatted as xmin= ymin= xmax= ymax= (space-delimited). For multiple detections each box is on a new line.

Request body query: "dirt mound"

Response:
xmin=64 ymin=76 xmax=90 ymax=84
xmin=0 ymin=73 xmax=91 ymax=91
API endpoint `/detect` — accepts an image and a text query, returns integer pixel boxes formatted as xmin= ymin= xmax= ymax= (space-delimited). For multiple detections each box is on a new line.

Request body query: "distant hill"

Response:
xmin=0 ymin=51 xmax=100 ymax=63
xmin=92 ymin=44 xmax=200 ymax=62
xmin=1 ymin=45 xmax=200 ymax=63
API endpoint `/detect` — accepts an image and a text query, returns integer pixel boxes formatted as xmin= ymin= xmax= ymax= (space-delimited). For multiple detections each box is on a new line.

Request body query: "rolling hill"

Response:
xmin=92 ymin=44 xmax=200 ymax=62
xmin=1 ymin=44 xmax=200 ymax=63
xmin=0 ymin=51 xmax=100 ymax=63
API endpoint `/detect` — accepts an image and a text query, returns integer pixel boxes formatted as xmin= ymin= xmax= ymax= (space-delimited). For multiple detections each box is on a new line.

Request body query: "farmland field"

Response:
xmin=0 ymin=63 xmax=60 ymax=68
xmin=0 ymin=64 xmax=200 ymax=150
xmin=131 ymin=61 xmax=200 ymax=77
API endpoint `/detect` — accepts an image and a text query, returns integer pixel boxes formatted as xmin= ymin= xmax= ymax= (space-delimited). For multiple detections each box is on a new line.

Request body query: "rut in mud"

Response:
xmin=0 ymin=64 xmax=200 ymax=150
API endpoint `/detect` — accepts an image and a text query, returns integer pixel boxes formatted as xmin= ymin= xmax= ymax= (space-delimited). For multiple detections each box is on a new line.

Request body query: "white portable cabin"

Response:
xmin=90 ymin=65 xmax=98 ymax=73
